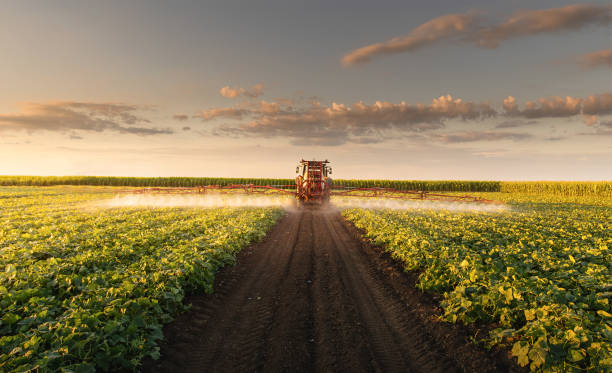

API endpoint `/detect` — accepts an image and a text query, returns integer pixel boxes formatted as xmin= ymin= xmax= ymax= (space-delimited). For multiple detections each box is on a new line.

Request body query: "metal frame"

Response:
xmin=125 ymin=159 xmax=500 ymax=204
xmin=127 ymin=184 xmax=500 ymax=204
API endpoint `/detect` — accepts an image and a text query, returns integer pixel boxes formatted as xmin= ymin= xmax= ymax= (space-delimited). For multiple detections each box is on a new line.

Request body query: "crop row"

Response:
xmin=0 ymin=187 xmax=282 ymax=371
xmin=499 ymin=182 xmax=612 ymax=197
xmin=1 ymin=176 xmax=610 ymax=197
xmin=342 ymin=193 xmax=612 ymax=372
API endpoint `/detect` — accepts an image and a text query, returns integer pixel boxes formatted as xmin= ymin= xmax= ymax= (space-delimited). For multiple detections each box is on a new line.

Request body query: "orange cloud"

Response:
xmin=582 ymin=93 xmax=612 ymax=116
xmin=504 ymin=93 xmax=612 ymax=124
xmin=342 ymin=4 xmax=612 ymax=66
xmin=433 ymin=131 xmax=531 ymax=143
xmin=341 ymin=13 xmax=476 ymax=66
xmin=173 ymin=114 xmax=189 ymax=121
xmin=195 ymin=107 xmax=248 ymax=121
xmin=476 ymin=4 xmax=612 ymax=48
xmin=194 ymin=88 xmax=612 ymax=145
xmin=220 ymin=83 xmax=264 ymax=99
xmin=259 ymin=100 xmax=280 ymax=115
xmin=206 ymin=94 xmax=495 ymax=145
xmin=0 ymin=102 xmax=171 ymax=136
xmin=580 ymin=49 xmax=612 ymax=68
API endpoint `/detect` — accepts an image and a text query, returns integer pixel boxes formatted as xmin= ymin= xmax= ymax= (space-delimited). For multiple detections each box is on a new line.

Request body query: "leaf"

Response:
xmin=511 ymin=341 xmax=530 ymax=367
xmin=528 ymin=344 xmax=547 ymax=369
xmin=596 ymin=310 xmax=612 ymax=318
xmin=469 ymin=270 xmax=477 ymax=282
xmin=567 ymin=349 xmax=585 ymax=362
xmin=148 ymin=347 xmax=161 ymax=360
xmin=524 ymin=309 xmax=536 ymax=321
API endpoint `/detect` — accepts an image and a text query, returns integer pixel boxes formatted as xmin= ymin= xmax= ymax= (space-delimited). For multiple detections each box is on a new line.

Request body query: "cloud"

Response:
xmin=579 ymin=48 xmax=612 ymax=68
xmin=578 ymin=120 xmax=612 ymax=136
xmin=545 ymin=136 xmax=566 ymax=141
xmin=502 ymin=96 xmax=518 ymax=112
xmin=504 ymin=93 xmax=612 ymax=124
xmin=495 ymin=119 xmax=537 ymax=128
xmin=503 ymin=95 xmax=582 ymax=118
xmin=193 ymin=87 xmax=612 ymax=145
xmin=0 ymin=102 xmax=172 ymax=136
xmin=471 ymin=149 xmax=510 ymax=158
xmin=433 ymin=131 xmax=532 ymax=143
xmin=206 ymin=94 xmax=496 ymax=146
xmin=582 ymin=114 xmax=598 ymax=126
xmin=476 ymin=4 xmax=612 ymax=48
xmin=582 ymin=93 xmax=612 ymax=116
xmin=259 ymin=100 xmax=281 ymax=115
xmin=220 ymin=83 xmax=264 ymax=99
xmin=342 ymin=4 xmax=612 ymax=65
xmin=195 ymin=107 xmax=249 ymax=121
xmin=342 ymin=13 xmax=476 ymax=66
xmin=173 ymin=114 xmax=189 ymax=121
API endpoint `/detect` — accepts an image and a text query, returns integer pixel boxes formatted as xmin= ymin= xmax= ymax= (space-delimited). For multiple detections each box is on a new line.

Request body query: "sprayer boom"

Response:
xmin=126 ymin=160 xmax=501 ymax=205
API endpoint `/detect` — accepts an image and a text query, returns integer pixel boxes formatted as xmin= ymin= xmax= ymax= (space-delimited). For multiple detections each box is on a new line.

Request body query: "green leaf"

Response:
xmin=511 ymin=341 xmax=530 ymax=367
xmin=528 ymin=345 xmax=547 ymax=369
xmin=148 ymin=347 xmax=160 ymax=360
xmin=567 ymin=349 xmax=585 ymax=362
xmin=524 ymin=309 xmax=536 ymax=321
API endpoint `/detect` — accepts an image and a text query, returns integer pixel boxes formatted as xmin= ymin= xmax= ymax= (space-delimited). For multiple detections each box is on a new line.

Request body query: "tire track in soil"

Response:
xmin=320 ymin=212 xmax=456 ymax=373
xmin=142 ymin=209 xmax=515 ymax=373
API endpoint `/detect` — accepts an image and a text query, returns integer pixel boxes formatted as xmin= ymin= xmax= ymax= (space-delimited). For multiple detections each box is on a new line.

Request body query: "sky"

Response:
xmin=1 ymin=0 xmax=611 ymax=180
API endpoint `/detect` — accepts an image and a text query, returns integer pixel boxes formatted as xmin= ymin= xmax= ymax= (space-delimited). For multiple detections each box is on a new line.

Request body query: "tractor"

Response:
xmin=295 ymin=159 xmax=332 ymax=205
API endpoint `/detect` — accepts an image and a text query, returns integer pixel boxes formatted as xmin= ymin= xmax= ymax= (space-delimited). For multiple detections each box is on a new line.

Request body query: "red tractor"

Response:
xmin=295 ymin=159 xmax=332 ymax=205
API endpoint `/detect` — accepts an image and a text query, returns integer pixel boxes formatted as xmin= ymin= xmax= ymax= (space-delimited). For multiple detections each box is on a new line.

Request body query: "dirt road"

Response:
xmin=142 ymin=209 xmax=516 ymax=373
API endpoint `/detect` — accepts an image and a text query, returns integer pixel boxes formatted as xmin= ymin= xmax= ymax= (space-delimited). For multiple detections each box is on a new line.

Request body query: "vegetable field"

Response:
xmin=1 ymin=185 xmax=610 ymax=372
xmin=0 ymin=187 xmax=282 ymax=372
xmin=343 ymin=193 xmax=612 ymax=372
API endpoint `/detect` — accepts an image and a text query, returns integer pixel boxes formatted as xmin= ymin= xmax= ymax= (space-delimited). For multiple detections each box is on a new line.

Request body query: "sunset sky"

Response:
xmin=2 ymin=0 xmax=611 ymax=180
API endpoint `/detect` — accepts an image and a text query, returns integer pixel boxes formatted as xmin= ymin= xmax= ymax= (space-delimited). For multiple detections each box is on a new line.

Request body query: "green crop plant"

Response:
xmin=0 ymin=187 xmax=282 ymax=371
xmin=342 ymin=193 xmax=612 ymax=372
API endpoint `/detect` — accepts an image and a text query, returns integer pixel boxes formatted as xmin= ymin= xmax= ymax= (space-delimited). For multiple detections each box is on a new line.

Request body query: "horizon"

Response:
xmin=1 ymin=174 xmax=610 ymax=182
xmin=2 ymin=1 xmax=612 ymax=180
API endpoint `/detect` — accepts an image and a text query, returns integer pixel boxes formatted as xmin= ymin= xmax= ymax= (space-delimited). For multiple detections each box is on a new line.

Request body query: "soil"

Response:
xmin=141 ymin=208 xmax=522 ymax=373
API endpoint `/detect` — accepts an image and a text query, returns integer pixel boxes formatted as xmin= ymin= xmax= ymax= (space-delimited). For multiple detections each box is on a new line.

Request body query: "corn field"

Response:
xmin=499 ymin=181 xmax=612 ymax=197
xmin=0 ymin=176 xmax=609 ymax=197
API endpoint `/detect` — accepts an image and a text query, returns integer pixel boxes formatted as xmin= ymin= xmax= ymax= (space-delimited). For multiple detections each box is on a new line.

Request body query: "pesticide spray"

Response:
xmin=97 ymin=194 xmax=507 ymax=213
xmin=332 ymin=196 xmax=508 ymax=213
xmin=99 ymin=194 xmax=295 ymax=209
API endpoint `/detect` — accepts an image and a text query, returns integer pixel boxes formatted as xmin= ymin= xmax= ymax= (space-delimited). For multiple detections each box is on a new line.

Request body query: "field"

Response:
xmin=0 ymin=187 xmax=282 ymax=372
xmin=343 ymin=193 xmax=612 ymax=372
xmin=0 ymin=184 xmax=610 ymax=372
xmin=1 ymin=176 xmax=611 ymax=197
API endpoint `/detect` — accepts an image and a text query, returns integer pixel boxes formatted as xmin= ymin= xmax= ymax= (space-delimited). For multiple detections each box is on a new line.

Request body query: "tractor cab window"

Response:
xmin=297 ymin=165 xmax=306 ymax=176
